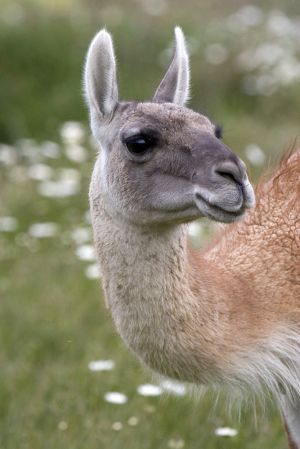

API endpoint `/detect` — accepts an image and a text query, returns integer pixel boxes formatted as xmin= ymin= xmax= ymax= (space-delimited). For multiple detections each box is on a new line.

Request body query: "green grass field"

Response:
xmin=1 ymin=1 xmax=300 ymax=448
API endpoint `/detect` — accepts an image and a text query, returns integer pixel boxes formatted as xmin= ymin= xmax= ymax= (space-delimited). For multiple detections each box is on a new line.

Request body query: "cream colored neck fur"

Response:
xmin=91 ymin=198 xmax=219 ymax=383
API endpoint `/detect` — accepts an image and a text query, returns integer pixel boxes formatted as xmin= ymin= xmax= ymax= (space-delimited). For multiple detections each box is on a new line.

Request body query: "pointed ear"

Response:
xmin=153 ymin=27 xmax=190 ymax=106
xmin=84 ymin=29 xmax=118 ymax=119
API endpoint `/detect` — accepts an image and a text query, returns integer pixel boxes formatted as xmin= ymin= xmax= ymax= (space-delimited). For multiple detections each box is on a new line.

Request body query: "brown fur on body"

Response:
xmin=205 ymin=149 xmax=300 ymax=323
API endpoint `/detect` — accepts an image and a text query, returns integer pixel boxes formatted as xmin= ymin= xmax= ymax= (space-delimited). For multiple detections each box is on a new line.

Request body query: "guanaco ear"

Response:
xmin=84 ymin=29 xmax=118 ymax=119
xmin=153 ymin=27 xmax=190 ymax=106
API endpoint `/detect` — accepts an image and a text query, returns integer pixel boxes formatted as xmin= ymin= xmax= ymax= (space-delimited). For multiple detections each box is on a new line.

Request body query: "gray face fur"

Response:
xmin=84 ymin=28 xmax=255 ymax=226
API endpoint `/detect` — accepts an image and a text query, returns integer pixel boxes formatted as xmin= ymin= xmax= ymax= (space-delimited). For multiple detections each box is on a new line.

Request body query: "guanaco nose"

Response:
xmin=213 ymin=160 xmax=246 ymax=186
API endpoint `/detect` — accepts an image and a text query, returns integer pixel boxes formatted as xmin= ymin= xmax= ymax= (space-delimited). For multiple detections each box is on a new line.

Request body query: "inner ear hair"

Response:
xmin=84 ymin=29 xmax=119 ymax=119
xmin=153 ymin=27 xmax=190 ymax=106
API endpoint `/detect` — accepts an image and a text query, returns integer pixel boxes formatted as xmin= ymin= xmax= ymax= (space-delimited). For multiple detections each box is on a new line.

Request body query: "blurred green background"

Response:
xmin=1 ymin=0 xmax=300 ymax=448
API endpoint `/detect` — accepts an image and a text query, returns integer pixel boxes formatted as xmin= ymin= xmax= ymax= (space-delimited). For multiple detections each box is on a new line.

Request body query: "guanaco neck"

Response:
xmin=90 ymin=188 xmax=258 ymax=384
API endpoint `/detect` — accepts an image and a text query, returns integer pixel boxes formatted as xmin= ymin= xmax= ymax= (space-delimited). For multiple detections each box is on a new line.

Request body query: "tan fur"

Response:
xmin=206 ymin=149 xmax=300 ymax=323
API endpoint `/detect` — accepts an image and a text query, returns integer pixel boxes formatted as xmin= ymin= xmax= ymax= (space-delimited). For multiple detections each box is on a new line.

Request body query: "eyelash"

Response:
xmin=124 ymin=134 xmax=156 ymax=156
xmin=214 ymin=124 xmax=223 ymax=139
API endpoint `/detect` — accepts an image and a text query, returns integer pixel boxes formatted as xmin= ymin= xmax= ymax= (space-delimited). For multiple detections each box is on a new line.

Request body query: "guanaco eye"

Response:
xmin=214 ymin=124 xmax=223 ymax=139
xmin=124 ymin=135 xmax=155 ymax=155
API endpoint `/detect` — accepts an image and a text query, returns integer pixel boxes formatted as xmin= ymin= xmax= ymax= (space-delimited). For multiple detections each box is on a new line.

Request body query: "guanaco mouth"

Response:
xmin=194 ymin=192 xmax=247 ymax=223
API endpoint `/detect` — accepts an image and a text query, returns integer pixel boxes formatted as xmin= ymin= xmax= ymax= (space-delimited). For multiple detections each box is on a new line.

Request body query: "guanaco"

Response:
xmin=84 ymin=27 xmax=300 ymax=448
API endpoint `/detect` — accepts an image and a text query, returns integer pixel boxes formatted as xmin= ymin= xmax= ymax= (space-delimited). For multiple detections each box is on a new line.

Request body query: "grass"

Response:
xmin=1 ymin=0 xmax=300 ymax=447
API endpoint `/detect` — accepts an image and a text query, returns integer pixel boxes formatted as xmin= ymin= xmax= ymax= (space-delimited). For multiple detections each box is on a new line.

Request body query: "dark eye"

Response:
xmin=124 ymin=135 xmax=155 ymax=156
xmin=214 ymin=124 xmax=223 ymax=139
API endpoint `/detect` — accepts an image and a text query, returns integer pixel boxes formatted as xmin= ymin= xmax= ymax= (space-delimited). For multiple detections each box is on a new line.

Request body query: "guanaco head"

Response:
xmin=84 ymin=28 xmax=255 ymax=226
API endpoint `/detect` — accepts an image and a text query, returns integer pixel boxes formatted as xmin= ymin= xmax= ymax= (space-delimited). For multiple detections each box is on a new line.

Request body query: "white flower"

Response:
xmin=28 ymin=222 xmax=59 ymax=238
xmin=28 ymin=164 xmax=53 ymax=181
xmin=137 ymin=384 xmax=162 ymax=396
xmin=60 ymin=122 xmax=85 ymax=145
xmin=38 ymin=170 xmax=80 ymax=198
xmin=215 ymin=427 xmax=238 ymax=437
xmin=71 ymin=227 xmax=92 ymax=244
xmin=38 ymin=180 xmax=80 ymax=197
xmin=267 ymin=11 xmax=297 ymax=37
xmin=88 ymin=360 xmax=115 ymax=371
xmin=0 ymin=144 xmax=17 ymax=165
xmin=0 ymin=217 xmax=18 ymax=232
xmin=168 ymin=438 xmax=185 ymax=449
xmin=59 ymin=168 xmax=81 ymax=182
xmin=65 ymin=144 xmax=88 ymax=163
xmin=85 ymin=264 xmax=101 ymax=279
xmin=227 ymin=5 xmax=264 ymax=32
xmin=75 ymin=245 xmax=95 ymax=262
xmin=40 ymin=141 xmax=60 ymax=159
xmin=160 ymin=379 xmax=187 ymax=397
xmin=111 ymin=421 xmax=123 ymax=431
xmin=127 ymin=416 xmax=139 ymax=426
xmin=57 ymin=421 xmax=68 ymax=431
xmin=104 ymin=392 xmax=128 ymax=404
xmin=245 ymin=144 xmax=266 ymax=166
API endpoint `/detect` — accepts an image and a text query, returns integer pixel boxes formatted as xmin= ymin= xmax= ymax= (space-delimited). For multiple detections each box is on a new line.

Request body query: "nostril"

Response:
xmin=215 ymin=170 xmax=238 ymax=185
xmin=214 ymin=161 xmax=244 ymax=185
